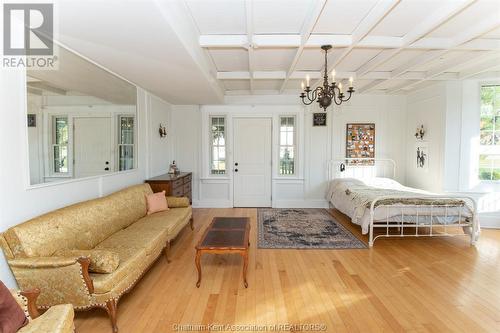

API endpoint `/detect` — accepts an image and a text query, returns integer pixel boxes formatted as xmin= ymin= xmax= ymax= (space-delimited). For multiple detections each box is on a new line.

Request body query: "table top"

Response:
xmin=145 ymin=172 xmax=191 ymax=182
xmin=196 ymin=217 xmax=250 ymax=250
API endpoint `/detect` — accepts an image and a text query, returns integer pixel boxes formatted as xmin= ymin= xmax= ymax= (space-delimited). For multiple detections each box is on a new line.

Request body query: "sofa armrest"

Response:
xmin=10 ymin=288 xmax=40 ymax=319
xmin=166 ymin=196 xmax=190 ymax=208
xmin=8 ymin=257 xmax=94 ymax=307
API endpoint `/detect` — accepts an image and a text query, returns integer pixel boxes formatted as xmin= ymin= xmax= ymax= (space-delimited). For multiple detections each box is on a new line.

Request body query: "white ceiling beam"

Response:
xmin=409 ymin=38 xmax=452 ymax=49
xmin=253 ymin=71 xmax=287 ymax=79
xmin=357 ymin=0 xmax=475 ymax=91
xmin=459 ymin=58 xmax=500 ymax=79
xmin=457 ymin=39 xmax=500 ymax=51
xmin=253 ymin=35 xmax=301 ymax=48
xmin=245 ymin=0 xmax=254 ymax=94
xmin=279 ymin=0 xmax=328 ymax=94
xmin=311 ymin=0 xmax=401 ymax=88
xmin=217 ymin=72 xmax=251 ymax=80
xmin=356 ymin=36 xmax=402 ymax=48
xmin=357 ymin=80 xmax=386 ymax=93
xmin=305 ymin=34 xmax=352 ymax=47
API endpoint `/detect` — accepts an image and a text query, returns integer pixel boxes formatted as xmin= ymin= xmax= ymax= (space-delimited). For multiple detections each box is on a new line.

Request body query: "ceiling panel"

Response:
xmin=313 ymin=0 xmax=378 ymax=34
xmin=186 ymin=0 xmax=246 ymax=34
xmin=209 ymin=48 xmax=248 ymax=71
xmin=370 ymin=0 xmax=451 ymax=37
xmin=411 ymin=50 xmax=480 ymax=72
xmin=252 ymin=48 xmax=296 ymax=71
xmin=253 ymin=0 xmax=312 ymax=34
xmin=284 ymin=79 xmax=303 ymax=90
xmin=376 ymin=79 xmax=417 ymax=90
xmin=483 ymin=26 xmax=500 ymax=39
xmin=222 ymin=80 xmax=250 ymax=90
xmin=252 ymin=79 xmax=283 ymax=90
xmin=295 ymin=48 xmax=347 ymax=71
xmin=373 ymin=50 xmax=427 ymax=71
xmin=336 ymin=48 xmax=383 ymax=72
xmin=427 ymin=0 xmax=500 ymax=38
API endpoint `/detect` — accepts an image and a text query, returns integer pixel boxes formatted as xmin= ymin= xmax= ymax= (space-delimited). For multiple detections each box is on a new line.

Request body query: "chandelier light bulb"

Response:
xmin=306 ymin=75 xmax=310 ymax=87
xmin=349 ymin=77 xmax=353 ymax=87
xmin=331 ymin=70 xmax=336 ymax=82
xmin=301 ymin=81 xmax=304 ymax=90
xmin=338 ymin=82 xmax=343 ymax=92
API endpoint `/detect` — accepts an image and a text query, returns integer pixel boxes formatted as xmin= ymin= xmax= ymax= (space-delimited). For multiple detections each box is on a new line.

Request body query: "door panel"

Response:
xmin=74 ymin=117 xmax=112 ymax=178
xmin=233 ymin=118 xmax=272 ymax=207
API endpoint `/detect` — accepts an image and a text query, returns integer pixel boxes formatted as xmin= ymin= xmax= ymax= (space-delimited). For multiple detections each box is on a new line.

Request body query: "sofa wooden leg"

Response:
xmin=105 ymin=299 xmax=119 ymax=333
xmin=190 ymin=217 xmax=194 ymax=230
xmin=164 ymin=240 xmax=171 ymax=263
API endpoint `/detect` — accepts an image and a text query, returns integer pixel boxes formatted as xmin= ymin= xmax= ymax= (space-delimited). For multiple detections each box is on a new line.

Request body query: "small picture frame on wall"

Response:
xmin=27 ymin=114 xmax=36 ymax=127
xmin=313 ymin=113 xmax=327 ymax=126
xmin=415 ymin=142 xmax=429 ymax=171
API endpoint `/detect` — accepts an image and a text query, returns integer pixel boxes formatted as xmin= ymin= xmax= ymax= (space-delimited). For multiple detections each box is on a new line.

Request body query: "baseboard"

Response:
xmin=273 ymin=199 xmax=329 ymax=208
xmin=192 ymin=200 xmax=233 ymax=208
xmin=479 ymin=213 xmax=500 ymax=229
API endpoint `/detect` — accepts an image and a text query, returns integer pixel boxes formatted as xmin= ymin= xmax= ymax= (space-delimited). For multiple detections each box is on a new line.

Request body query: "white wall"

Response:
xmin=0 ymin=70 xmax=173 ymax=288
xmin=172 ymin=93 xmax=407 ymax=208
xmin=405 ymin=80 xmax=500 ymax=228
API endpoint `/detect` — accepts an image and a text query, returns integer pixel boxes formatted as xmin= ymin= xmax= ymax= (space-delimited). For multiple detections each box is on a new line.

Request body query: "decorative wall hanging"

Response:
xmin=313 ymin=113 xmax=327 ymax=126
xmin=27 ymin=114 xmax=36 ymax=127
xmin=415 ymin=125 xmax=425 ymax=140
xmin=416 ymin=143 xmax=429 ymax=171
xmin=159 ymin=124 xmax=167 ymax=138
xmin=346 ymin=123 xmax=375 ymax=165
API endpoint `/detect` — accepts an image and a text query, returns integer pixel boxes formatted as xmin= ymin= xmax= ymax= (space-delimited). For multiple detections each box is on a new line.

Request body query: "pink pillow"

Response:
xmin=146 ymin=191 xmax=169 ymax=215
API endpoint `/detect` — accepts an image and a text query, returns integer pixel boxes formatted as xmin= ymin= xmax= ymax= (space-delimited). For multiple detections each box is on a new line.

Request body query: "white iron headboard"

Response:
xmin=327 ymin=158 xmax=396 ymax=180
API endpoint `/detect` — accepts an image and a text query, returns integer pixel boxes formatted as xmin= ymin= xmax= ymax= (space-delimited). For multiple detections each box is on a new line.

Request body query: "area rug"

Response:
xmin=257 ymin=208 xmax=366 ymax=249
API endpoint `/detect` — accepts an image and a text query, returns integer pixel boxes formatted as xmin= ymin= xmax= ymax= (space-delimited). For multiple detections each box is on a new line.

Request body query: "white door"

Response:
xmin=74 ymin=117 xmax=112 ymax=178
xmin=233 ymin=118 xmax=272 ymax=207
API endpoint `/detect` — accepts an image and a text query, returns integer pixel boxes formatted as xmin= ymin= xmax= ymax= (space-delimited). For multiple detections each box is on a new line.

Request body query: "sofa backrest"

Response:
xmin=2 ymin=183 xmax=153 ymax=258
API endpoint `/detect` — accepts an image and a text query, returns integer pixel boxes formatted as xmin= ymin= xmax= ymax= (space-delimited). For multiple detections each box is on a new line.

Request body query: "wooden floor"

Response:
xmin=75 ymin=208 xmax=500 ymax=333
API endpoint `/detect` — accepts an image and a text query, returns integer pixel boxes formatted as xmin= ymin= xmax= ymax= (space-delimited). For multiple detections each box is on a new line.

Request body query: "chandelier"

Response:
xmin=300 ymin=45 xmax=355 ymax=111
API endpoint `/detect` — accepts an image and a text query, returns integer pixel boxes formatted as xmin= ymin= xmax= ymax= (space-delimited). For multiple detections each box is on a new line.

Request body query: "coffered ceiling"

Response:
xmin=55 ymin=0 xmax=500 ymax=103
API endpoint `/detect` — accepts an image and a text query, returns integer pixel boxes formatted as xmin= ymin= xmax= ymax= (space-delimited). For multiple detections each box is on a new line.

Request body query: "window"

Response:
xmin=479 ymin=85 xmax=500 ymax=180
xmin=210 ymin=116 xmax=226 ymax=175
xmin=52 ymin=116 xmax=69 ymax=174
xmin=118 ymin=116 xmax=135 ymax=171
xmin=279 ymin=116 xmax=295 ymax=175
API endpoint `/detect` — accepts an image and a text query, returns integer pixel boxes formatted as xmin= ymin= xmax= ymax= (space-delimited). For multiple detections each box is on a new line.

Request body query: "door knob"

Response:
xmin=235 ymin=169 xmax=238 ymax=172
xmin=105 ymin=161 xmax=109 ymax=165
xmin=104 ymin=167 xmax=110 ymax=171
xmin=235 ymin=162 xmax=238 ymax=166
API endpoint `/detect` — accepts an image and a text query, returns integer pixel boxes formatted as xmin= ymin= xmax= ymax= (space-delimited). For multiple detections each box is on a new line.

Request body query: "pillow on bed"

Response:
xmin=362 ymin=177 xmax=402 ymax=189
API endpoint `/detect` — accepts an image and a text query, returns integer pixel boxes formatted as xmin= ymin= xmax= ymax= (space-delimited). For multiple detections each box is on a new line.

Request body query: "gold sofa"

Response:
xmin=0 ymin=184 xmax=193 ymax=332
xmin=11 ymin=288 xmax=74 ymax=333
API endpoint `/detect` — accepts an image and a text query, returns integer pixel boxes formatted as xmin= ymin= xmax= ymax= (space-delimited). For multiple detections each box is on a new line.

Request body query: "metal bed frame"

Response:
xmin=327 ymin=158 xmax=479 ymax=247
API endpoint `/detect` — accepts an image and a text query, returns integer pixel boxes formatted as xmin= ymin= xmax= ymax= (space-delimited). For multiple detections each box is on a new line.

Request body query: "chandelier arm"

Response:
xmin=341 ymin=90 xmax=354 ymax=102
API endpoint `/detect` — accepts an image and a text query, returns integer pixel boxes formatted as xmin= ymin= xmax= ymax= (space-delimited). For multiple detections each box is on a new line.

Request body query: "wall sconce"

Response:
xmin=415 ymin=125 xmax=425 ymax=140
xmin=159 ymin=124 xmax=167 ymax=138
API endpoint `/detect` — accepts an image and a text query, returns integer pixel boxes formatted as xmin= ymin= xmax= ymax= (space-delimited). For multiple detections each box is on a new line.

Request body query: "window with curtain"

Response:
xmin=210 ymin=116 xmax=226 ymax=175
xmin=479 ymin=85 xmax=500 ymax=180
xmin=279 ymin=116 xmax=295 ymax=175
xmin=52 ymin=116 xmax=69 ymax=174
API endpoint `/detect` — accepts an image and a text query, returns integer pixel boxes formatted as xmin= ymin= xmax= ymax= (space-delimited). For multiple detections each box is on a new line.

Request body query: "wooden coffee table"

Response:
xmin=195 ymin=217 xmax=250 ymax=288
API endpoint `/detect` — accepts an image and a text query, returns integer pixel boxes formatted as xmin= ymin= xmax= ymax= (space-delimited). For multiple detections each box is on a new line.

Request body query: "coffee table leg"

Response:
xmin=242 ymin=251 xmax=249 ymax=288
xmin=195 ymin=251 xmax=202 ymax=288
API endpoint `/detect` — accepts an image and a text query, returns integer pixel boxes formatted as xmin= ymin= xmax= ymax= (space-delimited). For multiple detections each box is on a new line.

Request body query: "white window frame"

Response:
xmin=278 ymin=115 xmax=296 ymax=176
xmin=209 ymin=115 xmax=227 ymax=176
xmin=117 ymin=114 xmax=135 ymax=171
xmin=49 ymin=115 xmax=72 ymax=178
xmin=479 ymin=84 xmax=500 ymax=182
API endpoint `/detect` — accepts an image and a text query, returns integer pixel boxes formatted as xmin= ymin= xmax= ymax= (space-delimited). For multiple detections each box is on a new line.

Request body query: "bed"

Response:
xmin=327 ymin=159 xmax=479 ymax=247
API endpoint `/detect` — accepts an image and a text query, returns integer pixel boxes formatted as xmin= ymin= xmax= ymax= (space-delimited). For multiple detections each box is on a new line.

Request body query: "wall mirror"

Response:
xmin=26 ymin=46 xmax=137 ymax=186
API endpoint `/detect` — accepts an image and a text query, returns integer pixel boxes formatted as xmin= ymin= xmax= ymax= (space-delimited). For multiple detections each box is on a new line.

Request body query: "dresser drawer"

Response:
xmin=183 ymin=182 xmax=191 ymax=193
xmin=183 ymin=174 xmax=192 ymax=183
xmin=172 ymin=178 xmax=184 ymax=189
xmin=171 ymin=187 xmax=184 ymax=197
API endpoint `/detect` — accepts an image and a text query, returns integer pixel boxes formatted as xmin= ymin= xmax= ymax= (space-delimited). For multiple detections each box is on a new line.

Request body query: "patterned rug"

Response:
xmin=257 ymin=208 xmax=366 ymax=249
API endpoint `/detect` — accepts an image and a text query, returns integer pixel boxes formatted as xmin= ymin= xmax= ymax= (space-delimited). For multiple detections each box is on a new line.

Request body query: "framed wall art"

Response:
xmin=313 ymin=113 xmax=327 ymax=126
xmin=346 ymin=123 xmax=375 ymax=165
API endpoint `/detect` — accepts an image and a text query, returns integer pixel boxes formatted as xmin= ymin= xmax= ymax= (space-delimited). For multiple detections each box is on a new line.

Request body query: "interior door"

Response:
xmin=74 ymin=117 xmax=112 ymax=178
xmin=233 ymin=117 xmax=272 ymax=207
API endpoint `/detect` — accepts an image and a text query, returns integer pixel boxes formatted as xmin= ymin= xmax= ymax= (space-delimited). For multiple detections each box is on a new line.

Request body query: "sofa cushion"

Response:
xmin=2 ymin=184 xmax=153 ymax=258
xmin=146 ymin=191 xmax=169 ymax=215
xmin=137 ymin=207 xmax=192 ymax=236
xmin=17 ymin=304 xmax=74 ymax=333
xmin=166 ymin=196 xmax=190 ymax=208
xmin=90 ymin=247 xmax=150 ymax=294
xmin=53 ymin=249 xmax=120 ymax=274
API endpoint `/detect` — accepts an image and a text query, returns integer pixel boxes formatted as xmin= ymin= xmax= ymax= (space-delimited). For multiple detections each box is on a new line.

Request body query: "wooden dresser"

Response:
xmin=145 ymin=172 xmax=192 ymax=204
